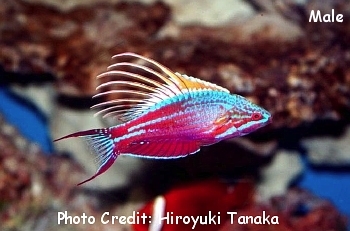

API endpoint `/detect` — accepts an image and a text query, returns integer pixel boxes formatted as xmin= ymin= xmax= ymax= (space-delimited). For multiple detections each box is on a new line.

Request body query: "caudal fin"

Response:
xmin=53 ymin=129 xmax=102 ymax=142
xmin=54 ymin=128 xmax=118 ymax=186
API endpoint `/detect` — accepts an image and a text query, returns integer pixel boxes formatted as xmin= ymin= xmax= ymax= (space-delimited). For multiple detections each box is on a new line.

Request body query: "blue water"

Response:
xmin=299 ymin=161 xmax=350 ymax=217
xmin=0 ymin=87 xmax=349 ymax=218
xmin=0 ymin=87 xmax=52 ymax=153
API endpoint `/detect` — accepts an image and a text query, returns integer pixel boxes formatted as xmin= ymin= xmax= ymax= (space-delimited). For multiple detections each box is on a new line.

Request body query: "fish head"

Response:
xmin=230 ymin=95 xmax=272 ymax=136
xmin=214 ymin=95 xmax=272 ymax=140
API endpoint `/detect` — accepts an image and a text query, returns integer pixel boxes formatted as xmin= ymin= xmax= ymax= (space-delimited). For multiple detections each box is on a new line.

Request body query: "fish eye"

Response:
xmin=251 ymin=112 xmax=262 ymax=121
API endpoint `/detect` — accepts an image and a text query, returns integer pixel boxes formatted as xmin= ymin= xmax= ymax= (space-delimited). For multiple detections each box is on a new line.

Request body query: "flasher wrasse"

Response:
xmin=54 ymin=53 xmax=272 ymax=185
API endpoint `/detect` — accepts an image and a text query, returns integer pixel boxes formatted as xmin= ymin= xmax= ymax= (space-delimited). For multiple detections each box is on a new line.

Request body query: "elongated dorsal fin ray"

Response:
xmin=105 ymin=62 xmax=181 ymax=94
xmin=93 ymin=52 xmax=230 ymax=122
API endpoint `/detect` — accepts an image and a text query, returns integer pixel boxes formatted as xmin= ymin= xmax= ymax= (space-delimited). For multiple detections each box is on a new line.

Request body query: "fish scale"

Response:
xmin=54 ymin=52 xmax=272 ymax=185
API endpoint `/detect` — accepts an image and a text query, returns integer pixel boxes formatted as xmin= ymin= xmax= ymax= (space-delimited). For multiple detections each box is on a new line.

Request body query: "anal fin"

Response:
xmin=122 ymin=139 xmax=200 ymax=159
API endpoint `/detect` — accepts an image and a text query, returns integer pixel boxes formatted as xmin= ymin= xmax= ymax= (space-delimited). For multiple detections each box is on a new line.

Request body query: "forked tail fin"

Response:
xmin=54 ymin=128 xmax=118 ymax=186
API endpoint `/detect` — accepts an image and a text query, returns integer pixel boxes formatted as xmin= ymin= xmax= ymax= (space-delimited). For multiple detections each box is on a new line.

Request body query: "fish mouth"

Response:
xmin=262 ymin=109 xmax=272 ymax=125
xmin=265 ymin=113 xmax=272 ymax=124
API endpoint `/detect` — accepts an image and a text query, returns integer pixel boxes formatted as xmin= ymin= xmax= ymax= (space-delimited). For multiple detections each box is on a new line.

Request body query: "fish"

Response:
xmin=54 ymin=52 xmax=272 ymax=185
xmin=132 ymin=179 xmax=254 ymax=231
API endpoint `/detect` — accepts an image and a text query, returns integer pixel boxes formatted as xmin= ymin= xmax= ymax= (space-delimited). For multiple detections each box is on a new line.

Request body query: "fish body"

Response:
xmin=55 ymin=53 xmax=271 ymax=185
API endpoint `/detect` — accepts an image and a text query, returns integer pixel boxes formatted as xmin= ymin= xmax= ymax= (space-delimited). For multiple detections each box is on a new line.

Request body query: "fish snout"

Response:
xmin=263 ymin=110 xmax=272 ymax=124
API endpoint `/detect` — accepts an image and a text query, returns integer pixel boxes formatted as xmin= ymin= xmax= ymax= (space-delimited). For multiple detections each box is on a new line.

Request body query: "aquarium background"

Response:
xmin=1 ymin=0 xmax=349 ymax=231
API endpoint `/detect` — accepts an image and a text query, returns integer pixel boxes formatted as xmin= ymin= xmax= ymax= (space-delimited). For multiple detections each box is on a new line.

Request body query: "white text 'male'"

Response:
xmin=309 ymin=9 xmax=343 ymax=22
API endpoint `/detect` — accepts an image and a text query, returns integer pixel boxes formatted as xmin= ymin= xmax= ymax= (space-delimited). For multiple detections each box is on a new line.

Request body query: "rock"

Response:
xmin=237 ymin=13 xmax=303 ymax=42
xmin=219 ymin=188 xmax=347 ymax=231
xmin=257 ymin=150 xmax=303 ymax=201
xmin=163 ymin=0 xmax=255 ymax=26
xmin=21 ymin=0 xmax=159 ymax=12
xmin=0 ymin=0 xmax=171 ymax=95
xmin=302 ymin=125 xmax=350 ymax=165
xmin=0 ymin=114 xmax=84 ymax=230
xmin=228 ymin=137 xmax=277 ymax=157
xmin=11 ymin=83 xmax=55 ymax=118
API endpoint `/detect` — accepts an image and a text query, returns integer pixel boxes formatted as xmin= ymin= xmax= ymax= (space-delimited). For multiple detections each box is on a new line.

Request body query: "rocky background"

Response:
xmin=0 ymin=0 xmax=350 ymax=230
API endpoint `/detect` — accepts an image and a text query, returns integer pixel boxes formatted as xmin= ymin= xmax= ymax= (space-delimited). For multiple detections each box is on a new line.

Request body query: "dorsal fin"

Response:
xmin=92 ymin=52 xmax=230 ymax=122
xmin=174 ymin=73 xmax=230 ymax=93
